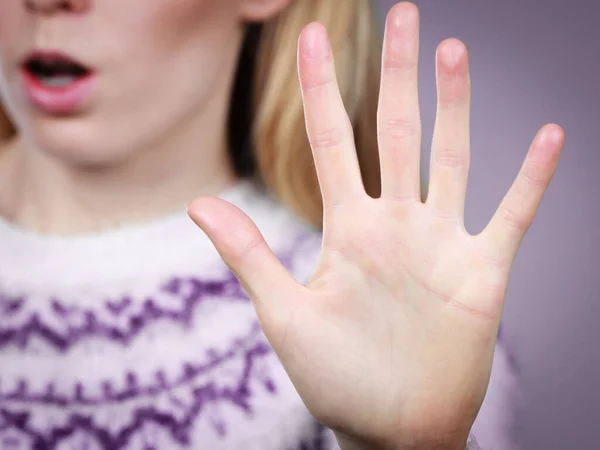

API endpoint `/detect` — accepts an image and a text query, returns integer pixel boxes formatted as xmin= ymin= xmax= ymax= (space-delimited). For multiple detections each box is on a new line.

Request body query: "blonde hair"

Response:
xmin=0 ymin=0 xmax=383 ymax=229
xmin=250 ymin=0 xmax=382 ymax=227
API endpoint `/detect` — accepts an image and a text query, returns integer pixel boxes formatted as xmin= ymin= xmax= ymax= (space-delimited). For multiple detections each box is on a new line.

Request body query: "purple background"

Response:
xmin=376 ymin=1 xmax=599 ymax=448
xmin=0 ymin=1 xmax=597 ymax=448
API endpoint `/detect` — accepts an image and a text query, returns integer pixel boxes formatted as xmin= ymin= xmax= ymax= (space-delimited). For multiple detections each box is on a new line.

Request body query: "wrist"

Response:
xmin=334 ymin=432 xmax=470 ymax=450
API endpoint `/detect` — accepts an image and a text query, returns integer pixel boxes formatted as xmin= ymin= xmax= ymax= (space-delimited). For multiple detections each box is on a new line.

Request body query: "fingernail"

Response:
xmin=302 ymin=23 xmax=330 ymax=60
xmin=439 ymin=39 xmax=467 ymax=71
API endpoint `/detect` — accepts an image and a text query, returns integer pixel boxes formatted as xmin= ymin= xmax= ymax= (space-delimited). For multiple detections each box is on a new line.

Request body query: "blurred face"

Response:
xmin=0 ymin=0 xmax=257 ymax=166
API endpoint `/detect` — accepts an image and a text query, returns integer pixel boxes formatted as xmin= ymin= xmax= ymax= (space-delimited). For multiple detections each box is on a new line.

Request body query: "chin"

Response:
xmin=25 ymin=114 xmax=134 ymax=168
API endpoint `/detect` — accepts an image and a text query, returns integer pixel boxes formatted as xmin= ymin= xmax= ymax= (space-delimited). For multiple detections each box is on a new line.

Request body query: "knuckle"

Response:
xmin=382 ymin=60 xmax=417 ymax=74
xmin=434 ymin=147 xmax=467 ymax=169
xmin=310 ymin=123 xmax=350 ymax=150
xmin=429 ymin=205 xmax=461 ymax=223
xmin=437 ymin=95 xmax=459 ymax=109
xmin=520 ymin=169 xmax=546 ymax=189
xmin=302 ymin=76 xmax=335 ymax=94
xmin=233 ymin=234 xmax=265 ymax=265
xmin=380 ymin=117 xmax=419 ymax=142
xmin=499 ymin=205 xmax=530 ymax=232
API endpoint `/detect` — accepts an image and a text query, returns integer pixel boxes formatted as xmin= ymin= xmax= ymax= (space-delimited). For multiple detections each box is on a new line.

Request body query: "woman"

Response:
xmin=0 ymin=0 xmax=563 ymax=449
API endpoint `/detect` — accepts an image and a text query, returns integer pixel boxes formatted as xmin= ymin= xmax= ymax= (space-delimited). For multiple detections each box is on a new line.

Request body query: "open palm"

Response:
xmin=189 ymin=2 xmax=564 ymax=449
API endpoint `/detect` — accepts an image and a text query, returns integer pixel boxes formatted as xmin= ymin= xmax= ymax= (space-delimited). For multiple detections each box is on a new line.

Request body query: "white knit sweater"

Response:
xmin=0 ymin=180 xmax=518 ymax=450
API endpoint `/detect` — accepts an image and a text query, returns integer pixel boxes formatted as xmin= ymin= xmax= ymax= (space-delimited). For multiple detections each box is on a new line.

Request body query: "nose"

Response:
xmin=24 ymin=0 xmax=89 ymax=14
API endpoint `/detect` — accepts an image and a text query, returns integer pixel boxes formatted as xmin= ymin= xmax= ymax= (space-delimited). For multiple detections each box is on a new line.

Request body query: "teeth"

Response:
xmin=38 ymin=75 xmax=77 ymax=87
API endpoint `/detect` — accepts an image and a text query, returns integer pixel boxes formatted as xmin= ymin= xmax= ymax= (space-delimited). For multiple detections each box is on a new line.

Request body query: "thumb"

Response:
xmin=187 ymin=196 xmax=299 ymax=321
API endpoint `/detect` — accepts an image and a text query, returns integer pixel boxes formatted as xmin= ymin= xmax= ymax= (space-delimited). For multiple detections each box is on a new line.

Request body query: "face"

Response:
xmin=0 ymin=0 xmax=270 ymax=166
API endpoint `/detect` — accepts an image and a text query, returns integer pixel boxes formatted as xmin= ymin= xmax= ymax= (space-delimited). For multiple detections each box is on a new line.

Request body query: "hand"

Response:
xmin=188 ymin=2 xmax=564 ymax=449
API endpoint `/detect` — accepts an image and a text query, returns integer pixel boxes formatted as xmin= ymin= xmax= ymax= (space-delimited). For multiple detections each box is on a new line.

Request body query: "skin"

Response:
xmin=0 ymin=0 xmax=290 ymax=233
xmin=190 ymin=3 xmax=564 ymax=450
xmin=0 ymin=0 xmax=565 ymax=449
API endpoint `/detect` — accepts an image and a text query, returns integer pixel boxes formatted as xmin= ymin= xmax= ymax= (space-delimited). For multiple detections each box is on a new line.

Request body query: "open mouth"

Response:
xmin=23 ymin=53 xmax=92 ymax=88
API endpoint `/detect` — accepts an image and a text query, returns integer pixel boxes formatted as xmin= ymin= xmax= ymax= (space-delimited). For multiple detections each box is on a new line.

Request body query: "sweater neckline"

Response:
xmin=0 ymin=179 xmax=254 ymax=250
xmin=0 ymin=179 xmax=296 ymax=289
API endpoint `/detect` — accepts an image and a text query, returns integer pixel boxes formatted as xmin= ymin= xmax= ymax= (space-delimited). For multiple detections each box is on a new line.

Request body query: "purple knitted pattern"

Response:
xmin=0 ymin=275 xmax=248 ymax=353
xmin=0 ymin=229 xmax=513 ymax=449
xmin=0 ymin=275 xmax=330 ymax=449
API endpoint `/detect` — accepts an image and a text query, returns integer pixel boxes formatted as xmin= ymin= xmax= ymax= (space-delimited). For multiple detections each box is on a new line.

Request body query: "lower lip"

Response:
xmin=19 ymin=69 xmax=97 ymax=114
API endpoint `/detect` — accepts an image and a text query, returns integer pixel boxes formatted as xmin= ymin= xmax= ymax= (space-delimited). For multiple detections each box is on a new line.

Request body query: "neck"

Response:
xmin=0 ymin=102 xmax=236 ymax=236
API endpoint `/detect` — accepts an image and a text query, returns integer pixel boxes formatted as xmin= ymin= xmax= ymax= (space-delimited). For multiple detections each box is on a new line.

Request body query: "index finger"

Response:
xmin=298 ymin=22 xmax=365 ymax=210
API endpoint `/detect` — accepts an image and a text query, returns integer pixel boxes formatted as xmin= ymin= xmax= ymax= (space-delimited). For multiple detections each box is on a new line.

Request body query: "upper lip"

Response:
xmin=21 ymin=50 xmax=94 ymax=72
